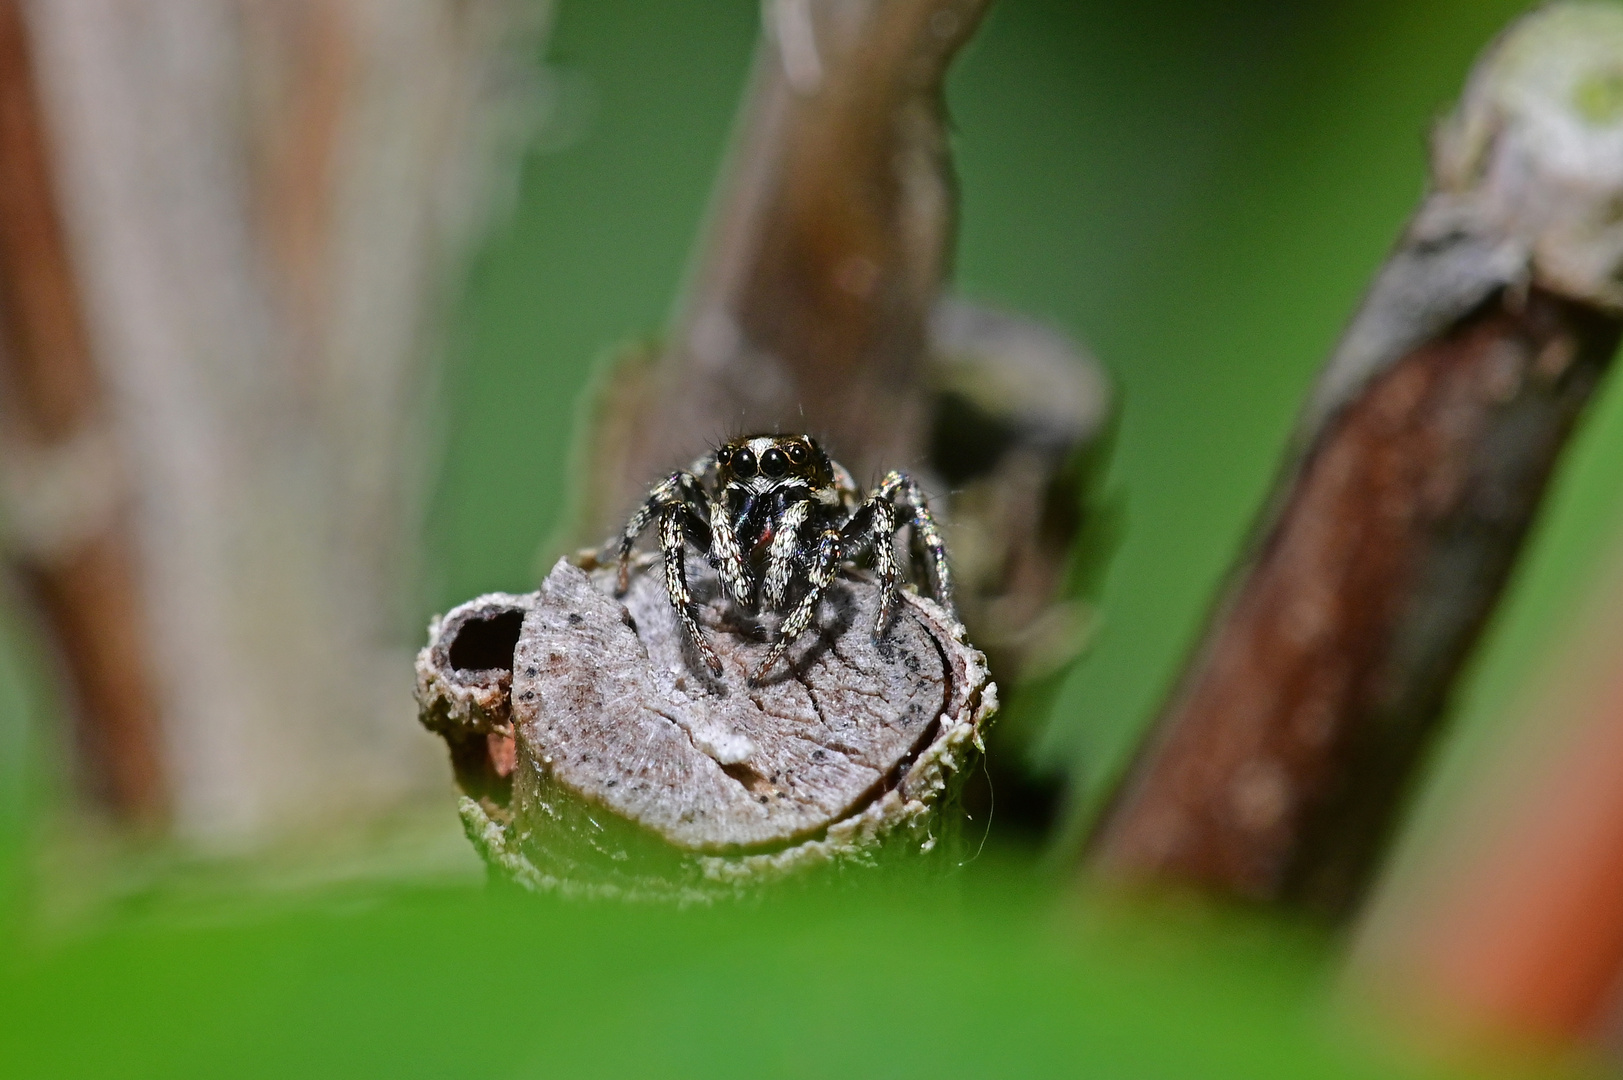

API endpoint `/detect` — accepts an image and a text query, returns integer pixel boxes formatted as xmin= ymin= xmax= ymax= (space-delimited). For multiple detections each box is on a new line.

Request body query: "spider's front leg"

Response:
xmin=874 ymin=470 xmax=954 ymax=615
xmin=707 ymin=493 xmax=752 ymax=609
xmin=612 ymin=469 xmax=723 ymax=676
xmin=660 ymin=505 xmax=723 ymax=677
xmin=841 ymin=497 xmax=900 ymax=643
xmin=761 ymin=499 xmax=813 ymax=611
xmin=613 ymin=470 xmax=709 ymax=594
xmin=750 ymin=527 xmax=842 ymax=684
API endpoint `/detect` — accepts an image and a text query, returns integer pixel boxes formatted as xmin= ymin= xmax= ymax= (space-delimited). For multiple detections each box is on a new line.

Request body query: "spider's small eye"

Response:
xmin=761 ymin=447 xmax=788 ymax=478
xmin=732 ymin=448 xmax=757 ymax=478
xmin=716 ymin=446 xmax=732 ymax=465
xmin=786 ymin=442 xmax=809 ymax=465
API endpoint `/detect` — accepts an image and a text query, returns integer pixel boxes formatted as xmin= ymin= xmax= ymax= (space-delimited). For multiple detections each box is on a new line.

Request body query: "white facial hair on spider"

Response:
xmin=610 ymin=434 xmax=954 ymax=684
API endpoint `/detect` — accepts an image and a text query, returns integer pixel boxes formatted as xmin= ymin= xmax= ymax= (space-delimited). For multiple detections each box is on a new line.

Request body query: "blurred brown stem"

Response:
xmin=0 ymin=0 xmax=165 ymax=821
xmin=1087 ymin=4 xmax=1623 ymax=916
xmin=578 ymin=0 xmax=993 ymax=522
xmin=572 ymin=0 xmax=1108 ymax=712
xmin=1345 ymin=570 xmax=1623 ymax=1048
xmin=1091 ymin=286 xmax=1617 ymax=913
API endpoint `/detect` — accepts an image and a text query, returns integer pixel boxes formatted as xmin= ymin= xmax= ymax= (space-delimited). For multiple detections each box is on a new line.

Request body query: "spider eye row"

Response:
xmin=760 ymin=447 xmax=790 ymax=477
xmin=718 ymin=439 xmax=815 ymax=479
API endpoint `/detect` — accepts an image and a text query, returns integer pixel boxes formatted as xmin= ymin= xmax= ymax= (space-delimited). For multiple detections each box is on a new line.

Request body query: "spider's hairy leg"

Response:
xmin=661 ymin=506 xmax=723 ymax=677
xmin=875 ymin=470 xmax=954 ymax=614
xmin=751 ymin=527 xmax=841 ymax=684
xmin=707 ymin=493 xmax=751 ymax=608
xmin=762 ymin=499 xmax=813 ymax=610
xmin=614 ymin=470 xmax=709 ymax=594
xmin=842 ymin=497 xmax=899 ymax=642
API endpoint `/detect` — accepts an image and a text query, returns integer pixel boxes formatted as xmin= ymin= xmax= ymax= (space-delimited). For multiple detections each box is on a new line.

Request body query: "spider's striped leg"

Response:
xmin=686 ymin=449 xmax=719 ymax=477
xmin=614 ymin=470 xmax=708 ymax=594
xmin=750 ymin=528 xmax=841 ymax=684
xmin=874 ymin=470 xmax=954 ymax=615
xmin=842 ymin=497 xmax=899 ymax=642
xmin=707 ymin=494 xmax=752 ymax=608
xmin=661 ymin=505 xmax=723 ymax=676
xmin=762 ymin=499 xmax=813 ymax=611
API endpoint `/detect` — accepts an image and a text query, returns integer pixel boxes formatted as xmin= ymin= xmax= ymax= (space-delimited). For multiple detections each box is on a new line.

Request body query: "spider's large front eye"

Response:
xmin=786 ymin=442 xmax=809 ymax=466
xmin=760 ymin=447 xmax=788 ymax=478
xmin=732 ymin=448 xmax=757 ymax=478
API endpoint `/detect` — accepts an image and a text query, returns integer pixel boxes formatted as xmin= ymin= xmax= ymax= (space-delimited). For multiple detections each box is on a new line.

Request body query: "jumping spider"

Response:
xmin=611 ymin=434 xmax=953 ymax=684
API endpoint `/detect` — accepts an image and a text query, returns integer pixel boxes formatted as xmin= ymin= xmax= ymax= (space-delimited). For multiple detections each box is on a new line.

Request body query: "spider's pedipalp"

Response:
xmin=751 ymin=527 xmax=842 ymax=684
xmin=708 ymin=492 xmax=751 ymax=608
xmin=661 ymin=505 xmax=723 ymax=676
xmin=762 ymin=499 xmax=813 ymax=610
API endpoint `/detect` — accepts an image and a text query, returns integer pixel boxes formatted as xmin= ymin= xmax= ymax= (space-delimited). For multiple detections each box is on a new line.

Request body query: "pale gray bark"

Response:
xmin=14 ymin=0 xmax=550 ymax=844
xmin=417 ymin=557 xmax=995 ymax=899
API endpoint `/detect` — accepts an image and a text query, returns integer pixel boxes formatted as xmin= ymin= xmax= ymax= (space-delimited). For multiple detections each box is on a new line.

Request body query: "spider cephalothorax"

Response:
xmin=611 ymin=434 xmax=953 ymax=683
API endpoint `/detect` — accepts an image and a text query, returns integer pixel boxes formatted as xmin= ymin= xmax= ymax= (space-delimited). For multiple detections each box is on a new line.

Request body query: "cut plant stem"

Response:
xmin=415 ymin=558 xmax=995 ymax=899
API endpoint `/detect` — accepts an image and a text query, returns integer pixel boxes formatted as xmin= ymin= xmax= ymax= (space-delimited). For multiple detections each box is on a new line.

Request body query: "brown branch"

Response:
xmin=570 ymin=0 xmax=1109 ymax=692
xmin=416 ymin=557 xmax=994 ymax=899
xmin=580 ymin=0 xmax=992 ymax=512
xmin=0 ymin=0 xmax=164 ymax=821
xmin=1344 ymin=565 xmax=1623 ymax=1051
xmin=1087 ymin=3 xmax=1623 ymax=916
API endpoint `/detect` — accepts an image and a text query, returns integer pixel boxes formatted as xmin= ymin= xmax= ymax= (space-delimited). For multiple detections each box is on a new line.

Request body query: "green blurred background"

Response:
xmin=6 ymin=0 xmax=1623 ymax=1074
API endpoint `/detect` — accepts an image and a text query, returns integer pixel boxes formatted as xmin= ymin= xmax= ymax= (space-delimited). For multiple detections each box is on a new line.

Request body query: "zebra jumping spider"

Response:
xmin=611 ymin=434 xmax=953 ymax=684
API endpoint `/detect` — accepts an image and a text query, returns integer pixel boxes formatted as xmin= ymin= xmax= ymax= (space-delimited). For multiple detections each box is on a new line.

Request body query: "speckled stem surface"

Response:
xmin=417 ymin=556 xmax=995 ymax=901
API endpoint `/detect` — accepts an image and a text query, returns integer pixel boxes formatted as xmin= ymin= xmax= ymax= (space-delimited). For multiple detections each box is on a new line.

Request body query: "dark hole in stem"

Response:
xmin=928 ymin=389 xmax=1019 ymax=486
xmin=448 ymin=730 xmax=514 ymax=808
xmin=448 ymin=609 xmax=524 ymax=672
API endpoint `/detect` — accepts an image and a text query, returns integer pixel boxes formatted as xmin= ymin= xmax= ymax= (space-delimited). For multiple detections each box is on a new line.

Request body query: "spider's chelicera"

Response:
xmin=610 ymin=434 xmax=953 ymax=683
